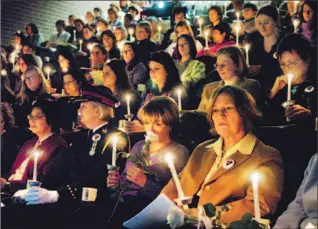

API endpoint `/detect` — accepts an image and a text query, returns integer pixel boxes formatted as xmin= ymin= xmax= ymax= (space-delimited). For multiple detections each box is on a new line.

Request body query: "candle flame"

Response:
xmin=1 ymin=69 xmax=7 ymax=76
xmin=79 ymin=39 xmax=83 ymax=44
xmin=251 ymin=172 xmax=261 ymax=184
xmin=198 ymin=18 xmax=204 ymax=25
xmin=87 ymin=43 xmax=94 ymax=51
xmin=287 ymin=73 xmax=294 ymax=81
xmin=112 ymin=135 xmax=119 ymax=144
xmin=293 ymin=19 xmax=300 ymax=27
xmin=45 ymin=66 xmax=51 ymax=74
xmin=164 ymin=153 xmax=174 ymax=163
xmin=126 ymin=94 xmax=131 ymax=101
xmin=236 ymin=12 xmax=240 ymax=19
xmin=128 ymin=28 xmax=134 ymax=35
xmin=235 ymin=25 xmax=241 ymax=32
xmin=244 ymin=44 xmax=250 ymax=50
xmin=33 ymin=150 xmax=42 ymax=159
xmin=177 ymin=88 xmax=182 ymax=96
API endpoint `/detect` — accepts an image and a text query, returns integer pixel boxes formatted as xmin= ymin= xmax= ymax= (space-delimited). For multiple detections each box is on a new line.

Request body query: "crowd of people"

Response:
xmin=1 ymin=0 xmax=317 ymax=228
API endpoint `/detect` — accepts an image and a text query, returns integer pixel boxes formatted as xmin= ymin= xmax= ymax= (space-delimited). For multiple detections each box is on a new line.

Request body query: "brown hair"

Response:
xmin=216 ymin=46 xmax=249 ymax=78
xmin=1 ymin=102 xmax=15 ymax=130
xmin=138 ymin=97 xmax=179 ymax=139
xmin=208 ymin=85 xmax=262 ymax=134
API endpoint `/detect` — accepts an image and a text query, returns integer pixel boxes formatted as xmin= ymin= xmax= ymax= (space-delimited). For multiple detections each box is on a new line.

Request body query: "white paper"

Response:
xmin=305 ymin=222 xmax=317 ymax=229
xmin=123 ymin=194 xmax=177 ymax=229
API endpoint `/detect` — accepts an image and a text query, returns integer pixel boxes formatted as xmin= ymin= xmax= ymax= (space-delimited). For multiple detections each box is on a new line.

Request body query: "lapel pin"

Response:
xmin=223 ymin=159 xmax=235 ymax=169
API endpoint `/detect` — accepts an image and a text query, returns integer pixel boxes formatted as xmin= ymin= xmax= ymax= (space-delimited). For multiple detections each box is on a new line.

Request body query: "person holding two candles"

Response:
xmin=72 ymin=97 xmax=189 ymax=228
xmin=161 ymin=85 xmax=284 ymax=225
xmin=2 ymin=86 xmax=129 ymax=229
xmin=268 ymin=33 xmax=316 ymax=125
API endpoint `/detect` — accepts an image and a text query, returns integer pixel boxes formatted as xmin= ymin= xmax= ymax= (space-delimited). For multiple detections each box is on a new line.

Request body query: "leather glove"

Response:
xmin=25 ymin=187 xmax=59 ymax=205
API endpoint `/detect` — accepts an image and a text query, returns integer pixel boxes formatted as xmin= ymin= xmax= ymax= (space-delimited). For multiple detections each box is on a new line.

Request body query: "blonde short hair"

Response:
xmin=91 ymin=101 xmax=114 ymax=121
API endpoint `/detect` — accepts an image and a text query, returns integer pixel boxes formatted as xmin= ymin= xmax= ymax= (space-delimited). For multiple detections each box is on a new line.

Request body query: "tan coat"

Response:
xmin=197 ymin=78 xmax=261 ymax=111
xmin=161 ymin=137 xmax=284 ymax=225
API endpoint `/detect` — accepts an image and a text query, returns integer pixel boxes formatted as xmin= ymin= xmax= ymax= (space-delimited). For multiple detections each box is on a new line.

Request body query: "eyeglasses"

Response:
xmin=214 ymin=64 xmax=229 ymax=69
xmin=63 ymin=80 xmax=76 ymax=86
xmin=211 ymin=107 xmax=236 ymax=116
xmin=279 ymin=59 xmax=302 ymax=69
xmin=24 ymin=75 xmax=35 ymax=81
xmin=122 ymin=50 xmax=132 ymax=55
xmin=27 ymin=115 xmax=45 ymax=121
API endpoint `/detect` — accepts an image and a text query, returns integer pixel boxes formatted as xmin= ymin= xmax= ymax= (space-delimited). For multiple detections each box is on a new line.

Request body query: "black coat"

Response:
xmin=55 ymin=124 xmax=129 ymax=204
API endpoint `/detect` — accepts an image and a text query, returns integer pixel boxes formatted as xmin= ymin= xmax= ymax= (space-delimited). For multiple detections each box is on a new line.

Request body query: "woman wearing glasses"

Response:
xmin=1 ymin=99 xmax=68 ymax=194
xmin=269 ymin=33 xmax=316 ymax=125
xmin=162 ymin=85 xmax=283 ymax=225
xmin=14 ymin=66 xmax=54 ymax=128
xmin=198 ymin=46 xmax=260 ymax=112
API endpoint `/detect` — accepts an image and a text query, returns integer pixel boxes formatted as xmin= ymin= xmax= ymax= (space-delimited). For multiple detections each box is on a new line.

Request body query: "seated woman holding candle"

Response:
xmin=101 ymin=30 xmax=121 ymax=60
xmin=165 ymin=20 xmax=203 ymax=58
xmin=161 ymin=85 xmax=284 ymax=225
xmin=102 ymin=59 xmax=141 ymax=127
xmin=123 ymin=51 xmax=187 ymax=134
xmin=77 ymin=25 xmax=99 ymax=56
xmin=248 ymin=5 xmax=283 ymax=94
xmin=72 ymin=97 xmax=189 ymax=228
xmin=197 ymin=23 xmax=235 ymax=57
xmin=273 ymin=153 xmax=317 ymax=229
xmin=198 ymin=46 xmax=261 ymax=112
xmin=14 ymin=66 xmax=55 ymax=128
xmin=74 ymin=19 xmax=84 ymax=42
xmin=2 ymin=86 xmax=129 ymax=229
xmin=25 ymin=23 xmax=43 ymax=47
xmin=298 ymin=1 xmax=317 ymax=45
xmin=122 ymin=42 xmax=148 ymax=90
xmin=174 ymin=34 xmax=205 ymax=89
xmin=267 ymin=33 xmax=316 ymax=125
xmin=2 ymin=99 xmax=68 ymax=193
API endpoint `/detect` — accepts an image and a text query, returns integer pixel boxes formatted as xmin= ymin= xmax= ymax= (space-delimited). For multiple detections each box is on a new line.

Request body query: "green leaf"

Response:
xmin=203 ymin=203 xmax=216 ymax=218
xmin=241 ymin=213 xmax=253 ymax=223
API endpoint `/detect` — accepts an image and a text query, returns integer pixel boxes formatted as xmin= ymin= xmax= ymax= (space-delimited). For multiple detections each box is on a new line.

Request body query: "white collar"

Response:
xmin=93 ymin=122 xmax=108 ymax=133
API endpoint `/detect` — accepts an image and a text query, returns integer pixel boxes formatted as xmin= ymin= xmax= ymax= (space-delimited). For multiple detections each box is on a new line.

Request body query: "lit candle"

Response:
xmin=73 ymin=30 xmax=76 ymax=42
xmin=79 ymin=39 xmax=83 ymax=52
xmin=87 ymin=43 xmax=94 ymax=52
xmin=15 ymin=44 xmax=20 ymax=53
xmin=244 ymin=44 xmax=250 ymax=66
xmin=236 ymin=12 xmax=240 ymax=21
xmin=251 ymin=172 xmax=261 ymax=221
xmin=32 ymin=150 xmax=41 ymax=181
xmin=157 ymin=25 xmax=162 ymax=43
xmin=293 ymin=18 xmax=300 ymax=33
xmin=177 ymin=89 xmax=182 ymax=112
xmin=128 ymin=28 xmax=134 ymax=42
xmin=112 ymin=136 xmax=118 ymax=166
xmin=126 ymin=94 xmax=131 ymax=115
xmin=224 ymin=1 xmax=229 ymax=13
xmin=165 ymin=153 xmax=185 ymax=200
xmin=235 ymin=25 xmax=241 ymax=47
xmin=198 ymin=18 xmax=204 ymax=35
xmin=287 ymin=73 xmax=294 ymax=101
xmin=45 ymin=67 xmax=51 ymax=81
xmin=204 ymin=29 xmax=209 ymax=49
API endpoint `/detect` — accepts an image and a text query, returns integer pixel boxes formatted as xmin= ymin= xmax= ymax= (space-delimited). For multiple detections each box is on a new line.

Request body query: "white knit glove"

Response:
xmin=25 ymin=187 xmax=59 ymax=205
